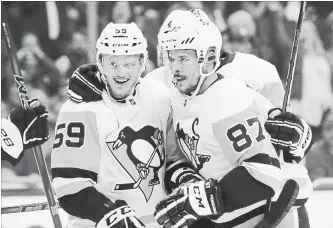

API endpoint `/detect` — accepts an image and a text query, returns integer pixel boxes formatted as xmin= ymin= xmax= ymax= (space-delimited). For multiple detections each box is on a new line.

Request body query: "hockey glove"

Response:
xmin=67 ymin=63 xmax=104 ymax=103
xmin=264 ymin=108 xmax=313 ymax=163
xmin=154 ymin=179 xmax=223 ymax=228
xmin=8 ymin=99 xmax=50 ymax=151
xmin=96 ymin=200 xmax=146 ymax=228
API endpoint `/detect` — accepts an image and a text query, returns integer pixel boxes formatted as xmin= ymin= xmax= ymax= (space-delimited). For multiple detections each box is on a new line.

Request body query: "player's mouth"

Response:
xmin=114 ymin=78 xmax=130 ymax=84
xmin=174 ymin=74 xmax=186 ymax=82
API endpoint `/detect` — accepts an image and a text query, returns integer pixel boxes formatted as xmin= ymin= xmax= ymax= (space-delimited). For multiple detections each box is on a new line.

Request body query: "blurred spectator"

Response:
xmin=3 ymin=2 xmax=72 ymax=60
xmin=306 ymin=108 xmax=333 ymax=181
xmin=325 ymin=11 xmax=333 ymax=87
xmin=17 ymin=32 xmax=62 ymax=97
xmin=290 ymin=20 xmax=333 ymax=140
xmin=55 ymin=31 xmax=89 ymax=79
xmin=223 ymin=10 xmax=257 ymax=55
xmin=112 ymin=1 xmax=135 ymax=24
xmin=99 ymin=1 xmax=135 ymax=31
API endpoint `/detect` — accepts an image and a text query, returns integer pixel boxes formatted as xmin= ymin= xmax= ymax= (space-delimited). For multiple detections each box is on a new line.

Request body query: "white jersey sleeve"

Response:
xmin=218 ymin=52 xmax=285 ymax=108
xmin=209 ymin=80 xmax=282 ymax=193
xmin=145 ymin=66 xmax=172 ymax=87
xmin=51 ymin=100 xmax=102 ymax=198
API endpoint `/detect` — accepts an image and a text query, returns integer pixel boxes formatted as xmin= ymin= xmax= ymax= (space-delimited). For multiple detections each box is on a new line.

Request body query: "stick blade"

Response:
xmin=115 ymin=183 xmax=136 ymax=190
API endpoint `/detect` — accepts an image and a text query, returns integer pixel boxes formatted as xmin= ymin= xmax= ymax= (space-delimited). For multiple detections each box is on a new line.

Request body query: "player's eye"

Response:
xmin=110 ymin=61 xmax=118 ymax=68
xmin=123 ymin=62 xmax=136 ymax=68
xmin=180 ymin=57 xmax=188 ymax=62
xmin=168 ymin=57 xmax=175 ymax=63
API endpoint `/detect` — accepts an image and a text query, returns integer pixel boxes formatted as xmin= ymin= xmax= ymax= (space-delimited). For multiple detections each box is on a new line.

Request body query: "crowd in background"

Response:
xmin=1 ymin=1 xmax=333 ymax=188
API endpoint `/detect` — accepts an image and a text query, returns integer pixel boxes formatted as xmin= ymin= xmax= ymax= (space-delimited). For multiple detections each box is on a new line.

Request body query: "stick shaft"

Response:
xmin=282 ymin=1 xmax=306 ymax=113
xmin=2 ymin=202 xmax=155 ymax=224
xmin=1 ymin=4 xmax=63 ymax=228
xmin=2 ymin=202 xmax=58 ymax=214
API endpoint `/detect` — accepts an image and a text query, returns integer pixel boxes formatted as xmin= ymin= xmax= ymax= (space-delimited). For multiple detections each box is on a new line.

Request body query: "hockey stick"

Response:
xmin=2 ymin=202 xmax=156 ymax=224
xmin=282 ymin=1 xmax=306 ymax=113
xmin=1 ymin=4 xmax=63 ymax=228
xmin=1 ymin=202 xmax=58 ymax=214
xmin=115 ymin=144 xmax=159 ymax=190
xmin=253 ymin=180 xmax=299 ymax=228
xmin=253 ymin=2 xmax=306 ymax=228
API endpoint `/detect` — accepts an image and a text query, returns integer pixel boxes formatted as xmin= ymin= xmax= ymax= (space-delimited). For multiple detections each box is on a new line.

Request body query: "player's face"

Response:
xmin=168 ymin=49 xmax=201 ymax=95
xmin=102 ymin=54 xmax=142 ymax=100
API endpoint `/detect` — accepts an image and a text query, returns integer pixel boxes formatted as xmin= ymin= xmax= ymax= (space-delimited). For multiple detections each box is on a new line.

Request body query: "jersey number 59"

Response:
xmin=53 ymin=122 xmax=85 ymax=149
xmin=227 ymin=117 xmax=265 ymax=153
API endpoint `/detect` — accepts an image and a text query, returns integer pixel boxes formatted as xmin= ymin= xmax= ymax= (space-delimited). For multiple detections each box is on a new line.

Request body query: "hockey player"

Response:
xmin=152 ymin=10 xmax=312 ymax=228
xmin=64 ymin=10 xmax=313 ymax=228
xmin=1 ymin=99 xmax=50 ymax=165
xmin=51 ymin=22 xmax=201 ymax=228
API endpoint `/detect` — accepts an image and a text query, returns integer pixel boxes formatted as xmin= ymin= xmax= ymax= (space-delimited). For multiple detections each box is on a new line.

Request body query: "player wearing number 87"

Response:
xmin=51 ymin=22 xmax=201 ymax=228
xmin=153 ymin=9 xmax=285 ymax=228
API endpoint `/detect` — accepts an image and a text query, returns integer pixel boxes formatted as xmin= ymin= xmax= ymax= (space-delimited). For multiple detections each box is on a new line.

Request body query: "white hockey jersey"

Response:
xmin=146 ymin=52 xmax=285 ymax=108
xmin=51 ymin=79 xmax=184 ymax=228
xmin=169 ymin=77 xmax=282 ymax=226
xmin=146 ymin=51 xmax=312 ymax=212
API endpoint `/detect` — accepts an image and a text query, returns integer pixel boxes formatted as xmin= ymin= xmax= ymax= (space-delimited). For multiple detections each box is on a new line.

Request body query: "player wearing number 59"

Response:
xmin=1 ymin=99 xmax=50 ymax=165
xmin=51 ymin=22 xmax=202 ymax=228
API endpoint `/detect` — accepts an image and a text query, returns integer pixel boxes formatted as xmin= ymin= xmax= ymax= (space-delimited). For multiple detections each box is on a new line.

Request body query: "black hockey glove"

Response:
xmin=154 ymin=179 xmax=223 ymax=228
xmin=96 ymin=200 xmax=146 ymax=228
xmin=264 ymin=108 xmax=313 ymax=163
xmin=8 ymin=99 xmax=50 ymax=150
xmin=67 ymin=63 xmax=104 ymax=103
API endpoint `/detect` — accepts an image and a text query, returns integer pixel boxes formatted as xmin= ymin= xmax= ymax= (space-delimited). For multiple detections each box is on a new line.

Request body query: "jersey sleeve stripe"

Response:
xmin=51 ymin=167 xmax=98 ymax=183
xmin=55 ymin=179 xmax=94 ymax=198
xmin=241 ymin=162 xmax=282 ymax=194
xmin=53 ymin=177 xmax=95 ymax=189
xmin=218 ymin=205 xmax=266 ymax=227
xmin=212 ymin=199 xmax=267 ymax=223
xmin=243 ymin=153 xmax=281 ymax=169
xmin=166 ymin=160 xmax=192 ymax=171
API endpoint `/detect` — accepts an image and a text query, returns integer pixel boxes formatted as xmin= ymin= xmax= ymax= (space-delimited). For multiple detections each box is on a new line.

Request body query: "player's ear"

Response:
xmin=202 ymin=47 xmax=217 ymax=74
xmin=139 ymin=53 xmax=145 ymax=65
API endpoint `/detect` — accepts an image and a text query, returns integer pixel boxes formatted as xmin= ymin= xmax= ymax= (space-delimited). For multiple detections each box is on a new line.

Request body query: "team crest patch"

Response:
xmin=176 ymin=117 xmax=210 ymax=170
xmin=107 ymin=125 xmax=165 ymax=201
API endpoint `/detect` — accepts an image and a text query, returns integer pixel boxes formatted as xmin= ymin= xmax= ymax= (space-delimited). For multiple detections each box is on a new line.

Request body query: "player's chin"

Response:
xmin=176 ymin=82 xmax=189 ymax=94
xmin=179 ymin=85 xmax=195 ymax=96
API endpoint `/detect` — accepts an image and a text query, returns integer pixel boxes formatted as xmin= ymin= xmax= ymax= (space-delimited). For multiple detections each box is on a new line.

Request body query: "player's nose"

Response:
xmin=170 ymin=61 xmax=183 ymax=73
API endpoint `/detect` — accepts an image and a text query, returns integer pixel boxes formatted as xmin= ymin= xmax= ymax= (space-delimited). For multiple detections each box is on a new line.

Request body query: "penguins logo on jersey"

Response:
xmin=176 ymin=117 xmax=211 ymax=170
xmin=107 ymin=125 xmax=165 ymax=201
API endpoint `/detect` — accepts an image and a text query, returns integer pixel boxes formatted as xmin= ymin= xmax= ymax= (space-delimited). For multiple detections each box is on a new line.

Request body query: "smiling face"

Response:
xmin=168 ymin=49 xmax=201 ymax=95
xmin=102 ymin=54 xmax=142 ymax=100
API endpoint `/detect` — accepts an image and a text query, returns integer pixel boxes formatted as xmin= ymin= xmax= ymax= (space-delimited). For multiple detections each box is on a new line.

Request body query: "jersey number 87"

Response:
xmin=227 ymin=117 xmax=265 ymax=153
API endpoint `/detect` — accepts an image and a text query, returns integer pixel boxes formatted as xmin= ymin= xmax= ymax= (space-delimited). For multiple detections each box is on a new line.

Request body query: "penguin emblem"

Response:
xmin=176 ymin=117 xmax=210 ymax=170
xmin=107 ymin=125 xmax=165 ymax=201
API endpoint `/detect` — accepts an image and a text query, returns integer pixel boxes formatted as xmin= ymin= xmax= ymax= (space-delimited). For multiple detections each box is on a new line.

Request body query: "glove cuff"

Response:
xmin=96 ymin=205 xmax=136 ymax=228
xmin=187 ymin=179 xmax=223 ymax=217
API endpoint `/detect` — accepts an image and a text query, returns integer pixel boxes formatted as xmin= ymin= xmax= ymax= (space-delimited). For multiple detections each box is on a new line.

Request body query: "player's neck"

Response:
xmin=197 ymin=72 xmax=219 ymax=95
